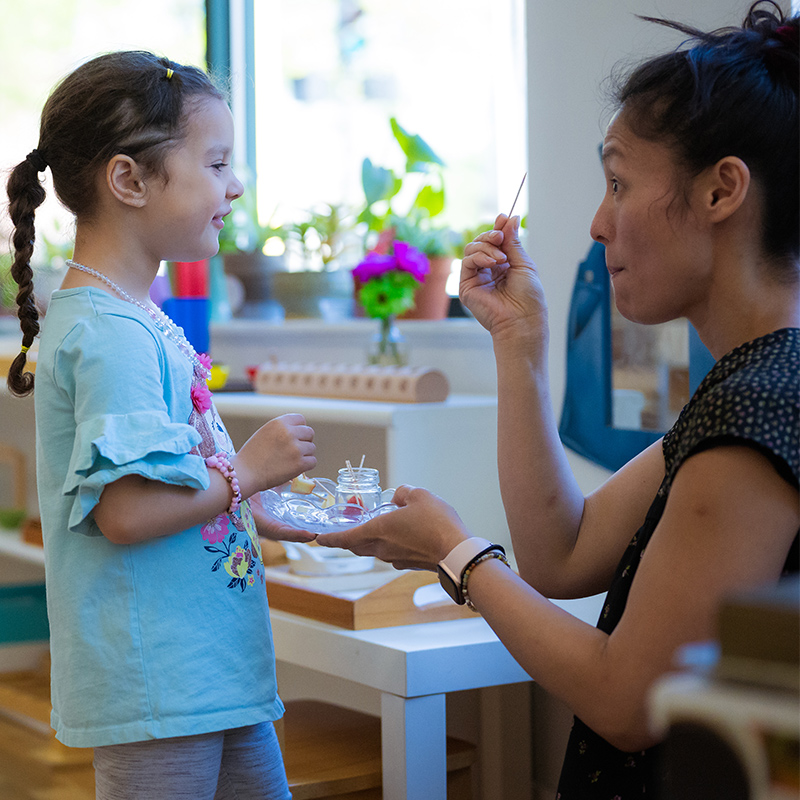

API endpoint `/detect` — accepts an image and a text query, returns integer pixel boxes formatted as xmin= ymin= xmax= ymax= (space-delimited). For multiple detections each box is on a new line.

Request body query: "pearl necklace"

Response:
xmin=66 ymin=259 xmax=211 ymax=380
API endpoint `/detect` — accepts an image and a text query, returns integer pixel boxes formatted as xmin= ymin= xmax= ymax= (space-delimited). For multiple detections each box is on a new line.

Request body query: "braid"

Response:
xmin=5 ymin=156 xmax=46 ymax=397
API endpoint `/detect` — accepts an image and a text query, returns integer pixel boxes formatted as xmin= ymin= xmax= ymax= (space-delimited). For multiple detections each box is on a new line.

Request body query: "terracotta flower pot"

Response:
xmin=400 ymin=255 xmax=454 ymax=320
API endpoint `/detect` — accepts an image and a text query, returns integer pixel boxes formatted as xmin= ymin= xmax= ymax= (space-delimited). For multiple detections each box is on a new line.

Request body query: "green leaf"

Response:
xmin=361 ymin=158 xmax=401 ymax=206
xmin=390 ymin=117 xmax=445 ymax=171
xmin=412 ymin=184 xmax=445 ymax=218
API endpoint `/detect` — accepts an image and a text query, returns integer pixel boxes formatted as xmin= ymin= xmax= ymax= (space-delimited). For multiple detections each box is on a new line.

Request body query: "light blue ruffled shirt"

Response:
xmin=35 ymin=287 xmax=283 ymax=748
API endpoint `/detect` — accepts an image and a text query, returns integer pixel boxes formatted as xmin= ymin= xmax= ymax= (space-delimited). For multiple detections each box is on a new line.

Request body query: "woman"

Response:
xmin=316 ymin=3 xmax=799 ymax=797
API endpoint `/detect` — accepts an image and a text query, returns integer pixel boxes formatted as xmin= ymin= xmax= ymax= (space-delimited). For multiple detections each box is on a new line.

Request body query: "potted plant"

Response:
xmin=351 ymin=229 xmax=428 ymax=365
xmin=217 ymin=175 xmax=288 ymax=319
xmin=359 ymin=118 xmax=461 ymax=319
xmin=271 ymin=203 xmax=361 ymax=320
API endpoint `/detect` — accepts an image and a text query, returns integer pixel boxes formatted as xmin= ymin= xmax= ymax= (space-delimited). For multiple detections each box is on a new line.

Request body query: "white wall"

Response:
xmin=525 ymin=0 xmax=791 ymax=497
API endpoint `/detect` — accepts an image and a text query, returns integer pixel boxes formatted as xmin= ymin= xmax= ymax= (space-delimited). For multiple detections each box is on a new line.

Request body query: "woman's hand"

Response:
xmin=233 ymin=413 xmax=317 ymax=500
xmin=315 ymin=485 xmax=470 ymax=571
xmin=460 ymin=214 xmax=548 ymax=343
xmin=248 ymin=491 xmax=316 ymax=543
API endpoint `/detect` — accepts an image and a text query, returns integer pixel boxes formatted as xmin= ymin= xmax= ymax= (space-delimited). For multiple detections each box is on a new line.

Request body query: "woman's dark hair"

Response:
xmin=613 ymin=1 xmax=799 ymax=270
xmin=5 ymin=51 xmax=224 ymax=396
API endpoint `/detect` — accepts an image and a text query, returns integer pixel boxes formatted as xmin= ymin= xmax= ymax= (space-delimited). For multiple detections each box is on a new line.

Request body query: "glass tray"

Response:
xmin=260 ymin=477 xmax=397 ymax=535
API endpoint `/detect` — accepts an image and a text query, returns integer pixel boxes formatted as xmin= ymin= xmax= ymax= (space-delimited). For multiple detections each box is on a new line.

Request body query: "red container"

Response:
xmin=174 ymin=260 xmax=209 ymax=297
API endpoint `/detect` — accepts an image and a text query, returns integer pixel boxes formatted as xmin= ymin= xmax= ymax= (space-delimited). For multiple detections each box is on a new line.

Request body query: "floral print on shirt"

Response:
xmin=188 ymin=397 xmax=266 ymax=593
xmin=202 ymin=499 xmax=265 ymax=591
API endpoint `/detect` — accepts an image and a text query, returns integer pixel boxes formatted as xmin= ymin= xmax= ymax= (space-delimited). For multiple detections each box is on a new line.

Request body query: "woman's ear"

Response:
xmin=106 ymin=156 xmax=149 ymax=207
xmin=702 ymin=156 xmax=751 ymax=223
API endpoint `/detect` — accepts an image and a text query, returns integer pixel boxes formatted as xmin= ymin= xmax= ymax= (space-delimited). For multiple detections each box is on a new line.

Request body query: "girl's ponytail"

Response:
xmin=6 ymin=151 xmax=47 ymax=397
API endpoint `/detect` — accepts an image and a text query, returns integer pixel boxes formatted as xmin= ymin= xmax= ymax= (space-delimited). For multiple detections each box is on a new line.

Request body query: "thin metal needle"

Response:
xmin=507 ymin=172 xmax=527 ymax=218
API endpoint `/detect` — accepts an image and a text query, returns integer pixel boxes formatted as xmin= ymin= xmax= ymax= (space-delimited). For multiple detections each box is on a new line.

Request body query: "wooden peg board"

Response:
xmin=254 ymin=361 xmax=450 ymax=403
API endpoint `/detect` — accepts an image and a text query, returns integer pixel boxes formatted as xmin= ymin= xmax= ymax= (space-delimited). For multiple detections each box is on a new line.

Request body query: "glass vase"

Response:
xmin=367 ymin=315 xmax=408 ymax=367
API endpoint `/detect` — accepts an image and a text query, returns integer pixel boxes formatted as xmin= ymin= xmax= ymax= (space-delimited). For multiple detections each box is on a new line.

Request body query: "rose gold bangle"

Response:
xmin=205 ymin=453 xmax=242 ymax=515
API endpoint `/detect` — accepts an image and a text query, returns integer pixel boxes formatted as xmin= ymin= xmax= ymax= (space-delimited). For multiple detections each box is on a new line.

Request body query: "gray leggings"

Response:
xmin=93 ymin=722 xmax=292 ymax=800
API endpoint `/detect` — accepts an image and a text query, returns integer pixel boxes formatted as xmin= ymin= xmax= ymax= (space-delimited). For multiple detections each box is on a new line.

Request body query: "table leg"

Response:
xmin=380 ymin=692 xmax=447 ymax=800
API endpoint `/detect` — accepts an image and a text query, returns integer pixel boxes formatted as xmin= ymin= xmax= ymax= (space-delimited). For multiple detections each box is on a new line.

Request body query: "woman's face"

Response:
xmin=591 ymin=113 xmax=713 ymax=325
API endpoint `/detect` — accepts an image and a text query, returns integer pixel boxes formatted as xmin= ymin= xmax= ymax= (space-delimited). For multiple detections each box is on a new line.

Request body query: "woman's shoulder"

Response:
xmin=663 ymin=328 xmax=799 ymax=489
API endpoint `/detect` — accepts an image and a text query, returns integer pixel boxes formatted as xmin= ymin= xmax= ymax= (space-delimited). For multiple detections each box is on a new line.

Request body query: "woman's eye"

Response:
xmin=610 ymin=178 xmax=620 ymax=194
xmin=212 ymin=162 xmax=228 ymax=171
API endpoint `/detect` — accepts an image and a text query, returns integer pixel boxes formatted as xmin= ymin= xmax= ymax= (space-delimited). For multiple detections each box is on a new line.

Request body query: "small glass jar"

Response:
xmin=336 ymin=467 xmax=382 ymax=511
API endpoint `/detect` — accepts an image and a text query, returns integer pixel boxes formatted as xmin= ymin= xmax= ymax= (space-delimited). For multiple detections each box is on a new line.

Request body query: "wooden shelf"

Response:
xmin=265 ymin=565 xmax=474 ymax=630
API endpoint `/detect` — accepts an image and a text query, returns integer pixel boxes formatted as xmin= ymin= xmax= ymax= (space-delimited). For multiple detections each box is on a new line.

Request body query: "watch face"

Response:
xmin=437 ymin=564 xmax=464 ymax=605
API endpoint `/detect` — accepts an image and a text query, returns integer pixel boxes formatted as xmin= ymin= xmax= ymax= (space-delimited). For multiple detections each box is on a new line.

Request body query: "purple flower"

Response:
xmin=352 ymin=238 xmax=430 ymax=285
xmin=352 ymin=251 xmax=397 ymax=283
xmin=394 ymin=241 xmax=429 ymax=282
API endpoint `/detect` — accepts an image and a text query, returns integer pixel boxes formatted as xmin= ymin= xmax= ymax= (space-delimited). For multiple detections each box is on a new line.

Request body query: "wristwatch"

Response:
xmin=437 ymin=537 xmax=506 ymax=605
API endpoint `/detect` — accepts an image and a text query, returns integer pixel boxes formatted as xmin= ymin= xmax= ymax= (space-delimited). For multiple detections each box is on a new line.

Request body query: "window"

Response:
xmin=249 ymin=0 xmax=527 ymax=275
xmin=0 ymin=0 xmax=207 ymax=256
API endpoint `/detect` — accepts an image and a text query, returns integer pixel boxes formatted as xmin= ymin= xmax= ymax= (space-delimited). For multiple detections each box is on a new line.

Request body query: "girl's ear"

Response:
xmin=106 ymin=156 xmax=149 ymax=207
xmin=701 ymin=156 xmax=751 ymax=223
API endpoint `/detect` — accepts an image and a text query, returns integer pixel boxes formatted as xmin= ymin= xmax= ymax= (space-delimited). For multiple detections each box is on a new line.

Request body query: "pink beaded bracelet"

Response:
xmin=205 ymin=453 xmax=242 ymax=515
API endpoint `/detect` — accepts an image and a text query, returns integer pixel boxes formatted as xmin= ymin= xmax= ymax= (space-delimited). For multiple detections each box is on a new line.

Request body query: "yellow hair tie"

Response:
xmin=20 ymin=345 xmax=29 ymax=354
xmin=166 ymin=67 xmax=174 ymax=80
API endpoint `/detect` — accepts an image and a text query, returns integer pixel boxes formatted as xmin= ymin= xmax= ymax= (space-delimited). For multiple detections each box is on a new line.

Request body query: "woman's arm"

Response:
xmin=319 ymin=444 xmax=797 ymax=750
xmin=492 ymin=327 xmax=666 ymax=597
xmin=467 ymin=444 xmax=799 ymax=750
xmin=461 ymin=216 xmax=664 ymax=598
xmin=93 ymin=413 xmax=316 ymax=544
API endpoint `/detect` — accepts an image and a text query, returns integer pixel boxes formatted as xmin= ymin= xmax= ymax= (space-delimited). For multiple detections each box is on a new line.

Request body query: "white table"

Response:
xmin=270 ymin=594 xmax=603 ymax=800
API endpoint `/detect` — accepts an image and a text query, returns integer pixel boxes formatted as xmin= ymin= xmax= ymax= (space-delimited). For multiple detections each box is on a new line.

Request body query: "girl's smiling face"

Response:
xmin=590 ymin=112 xmax=714 ymax=326
xmin=143 ymin=96 xmax=244 ymax=263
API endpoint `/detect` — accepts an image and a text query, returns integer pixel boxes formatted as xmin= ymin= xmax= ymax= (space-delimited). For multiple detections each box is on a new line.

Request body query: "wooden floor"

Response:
xmin=0 ymin=658 xmax=95 ymax=800
xmin=0 ymin=660 xmax=475 ymax=800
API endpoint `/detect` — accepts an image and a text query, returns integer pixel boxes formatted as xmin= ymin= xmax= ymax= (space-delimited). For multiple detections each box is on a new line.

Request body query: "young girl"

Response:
xmin=6 ymin=51 xmax=316 ymax=799
xmin=316 ymin=4 xmax=799 ymax=798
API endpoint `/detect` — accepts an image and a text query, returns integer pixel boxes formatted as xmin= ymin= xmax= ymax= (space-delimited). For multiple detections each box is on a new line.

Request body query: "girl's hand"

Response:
xmin=460 ymin=214 xmax=548 ymax=341
xmin=315 ymin=485 xmax=470 ymax=571
xmin=234 ymin=413 xmax=317 ymax=499
xmin=248 ymin=491 xmax=316 ymax=543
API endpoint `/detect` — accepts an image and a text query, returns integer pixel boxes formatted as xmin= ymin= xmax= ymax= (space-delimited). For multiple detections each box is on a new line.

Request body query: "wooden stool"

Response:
xmin=278 ymin=699 xmax=476 ymax=800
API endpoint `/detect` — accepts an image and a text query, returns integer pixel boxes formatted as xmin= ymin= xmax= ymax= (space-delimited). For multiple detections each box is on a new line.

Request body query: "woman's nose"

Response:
xmin=590 ymin=199 xmax=611 ymax=245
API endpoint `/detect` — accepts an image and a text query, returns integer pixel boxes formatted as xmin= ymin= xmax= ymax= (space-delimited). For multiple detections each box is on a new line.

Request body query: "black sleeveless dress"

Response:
xmin=555 ymin=328 xmax=800 ymax=799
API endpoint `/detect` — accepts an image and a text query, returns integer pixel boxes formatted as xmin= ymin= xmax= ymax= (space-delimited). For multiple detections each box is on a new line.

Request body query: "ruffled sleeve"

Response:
xmin=51 ymin=306 xmax=210 ymax=537
xmin=64 ymin=410 xmax=208 ymax=536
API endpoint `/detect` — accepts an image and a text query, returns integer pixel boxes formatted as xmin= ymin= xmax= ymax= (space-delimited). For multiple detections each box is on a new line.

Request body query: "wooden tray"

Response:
xmin=264 ymin=563 xmax=475 ymax=630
